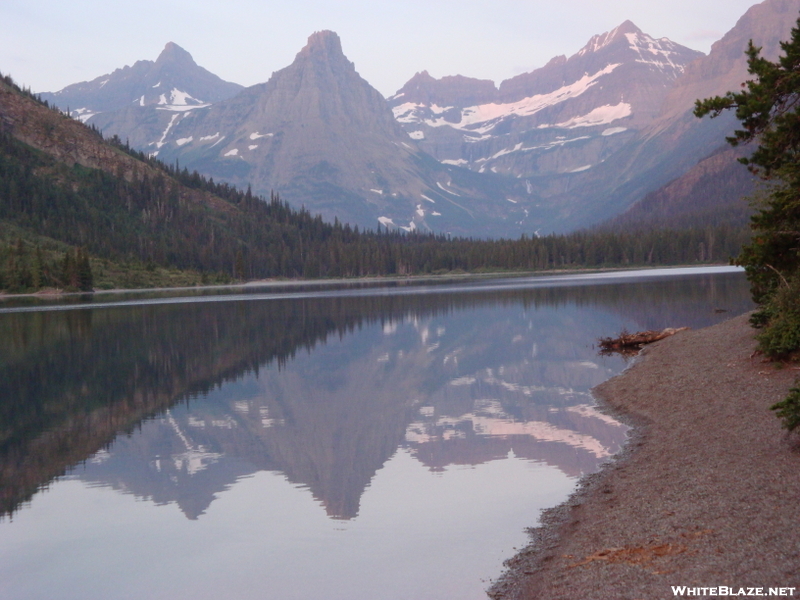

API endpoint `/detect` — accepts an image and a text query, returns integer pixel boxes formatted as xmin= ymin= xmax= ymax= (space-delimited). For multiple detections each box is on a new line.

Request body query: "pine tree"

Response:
xmin=695 ymin=15 xmax=800 ymax=429
xmin=695 ymin=16 xmax=800 ymax=307
xmin=61 ymin=249 xmax=78 ymax=290
xmin=77 ymin=248 xmax=93 ymax=292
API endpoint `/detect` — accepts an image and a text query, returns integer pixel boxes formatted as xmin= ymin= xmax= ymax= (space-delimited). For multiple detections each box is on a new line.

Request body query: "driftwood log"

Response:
xmin=598 ymin=327 xmax=689 ymax=355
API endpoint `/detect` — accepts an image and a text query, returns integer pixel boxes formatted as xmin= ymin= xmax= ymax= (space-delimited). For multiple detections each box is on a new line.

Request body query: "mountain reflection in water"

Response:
xmin=0 ymin=268 xmax=753 ymax=600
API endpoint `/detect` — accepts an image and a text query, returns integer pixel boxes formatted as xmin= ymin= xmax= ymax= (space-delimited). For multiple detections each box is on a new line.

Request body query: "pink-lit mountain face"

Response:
xmin=389 ymin=21 xmax=702 ymax=181
xmin=39 ymin=0 xmax=800 ymax=236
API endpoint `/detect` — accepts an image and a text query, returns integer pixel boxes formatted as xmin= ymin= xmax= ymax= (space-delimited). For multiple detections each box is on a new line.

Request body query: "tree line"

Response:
xmin=0 ymin=70 xmax=750 ymax=295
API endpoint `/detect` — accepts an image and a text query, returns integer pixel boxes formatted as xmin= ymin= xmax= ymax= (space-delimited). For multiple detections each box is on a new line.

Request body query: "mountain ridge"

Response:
xmin=30 ymin=0 xmax=800 ymax=237
xmin=389 ymin=18 xmax=706 ymax=234
xmin=149 ymin=30 xmax=529 ymax=236
xmin=41 ymin=42 xmax=243 ymax=118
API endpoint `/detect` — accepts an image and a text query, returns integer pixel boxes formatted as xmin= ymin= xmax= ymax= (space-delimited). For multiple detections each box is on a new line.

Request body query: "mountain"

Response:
xmin=5 ymin=72 xmax=470 ymax=284
xmin=34 ymin=0 xmax=800 ymax=237
xmin=391 ymin=0 xmax=800 ymax=233
xmin=591 ymin=0 xmax=800 ymax=231
xmin=40 ymin=42 xmax=243 ymax=149
xmin=389 ymin=21 xmax=704 ymax=219
xmin=148 ymin=31 xmax=529 ymax=236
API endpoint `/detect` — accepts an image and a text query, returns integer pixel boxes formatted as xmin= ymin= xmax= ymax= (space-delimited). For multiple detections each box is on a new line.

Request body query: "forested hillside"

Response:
xmin=0 ymin=72 xmax=750 ymax=294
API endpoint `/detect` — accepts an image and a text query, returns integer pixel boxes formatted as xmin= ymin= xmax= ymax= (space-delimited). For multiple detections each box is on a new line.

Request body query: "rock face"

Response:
xmin=153 ymin=31 xmax=529 ymax=236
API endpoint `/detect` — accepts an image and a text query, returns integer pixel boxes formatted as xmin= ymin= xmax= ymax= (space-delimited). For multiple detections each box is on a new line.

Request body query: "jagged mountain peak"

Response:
xmin=155 ymin=42 xmax=197 ymax=67
xmin=615 ymin=19 xmax=642 ymax=33
xmin=288 ymin=30 xmax=358 ymax=83
xmin=407 ymin=70 xmax=435 ymax=85
xmin=577 ymin=20 xmax=642 ymax=56
xmin=575 ymin=19 xmax=689 ymax=60
xmin=389 ymin=70 xmax=498 ymax=107
xmin=40 ymin=41 xmax=243 ymax=132
xmin=299 ymin=30 xmax=348 ymax=62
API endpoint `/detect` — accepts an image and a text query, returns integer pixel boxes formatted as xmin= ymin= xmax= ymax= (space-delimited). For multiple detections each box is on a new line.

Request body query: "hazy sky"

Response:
xmin=1 ymin=0 xmax=763 ymax=98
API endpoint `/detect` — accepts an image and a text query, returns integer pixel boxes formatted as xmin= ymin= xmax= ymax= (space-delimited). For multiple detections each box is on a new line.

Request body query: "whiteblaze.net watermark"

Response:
xmin=672 ymin=587 xmax=796 ymax=597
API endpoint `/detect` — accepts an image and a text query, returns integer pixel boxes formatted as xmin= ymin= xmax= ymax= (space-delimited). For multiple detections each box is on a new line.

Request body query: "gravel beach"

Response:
xmin=490 ymin=312 xmax=800 ymax=599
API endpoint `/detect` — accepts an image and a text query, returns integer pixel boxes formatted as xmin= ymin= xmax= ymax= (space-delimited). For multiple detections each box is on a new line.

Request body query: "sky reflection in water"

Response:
xmin=0 ymin=267 xmax=752 ymax=600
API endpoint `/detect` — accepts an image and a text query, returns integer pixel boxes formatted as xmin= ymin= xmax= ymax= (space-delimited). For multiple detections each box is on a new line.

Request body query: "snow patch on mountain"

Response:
xmin=169 ymin=89 xmax=200 ymax=105
xmin=526 ymin=136 xmax=592 ymax=151
xmin=464 ymin=134 xmax=492 ymax=143
xmin=578 ymin=22 xmax=629 ymax=56
xmin=576 ymin=22 xmax=687 ymax=78
xmin=147 ymin=88 xmax=210 ymax=112
xmin=486 ymin=143 xmax=525 ymax=161
xmin=625 ymin=33 xmax=686 ymax=74
xmin=153 ymin=113 xmax=180 ymax=149
xmin=71 ymin=108 xmax=97 ymax=123
xmin=378 ymin=217 xmax=416 ymax=232
xmin=437 ymin=182 xmax=460 ymax=196
xmin=157 ymin=104 xmax=210 ymax=112
xmin=393 ymin=64 xmax=621 ymax=135
xmin=551 ymin=102 xmax=632 ymax=129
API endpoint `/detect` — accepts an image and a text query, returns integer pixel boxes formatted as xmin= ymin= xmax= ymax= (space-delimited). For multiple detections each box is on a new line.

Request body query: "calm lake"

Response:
xmin=0 ymin=267 xmax=752 ymax=600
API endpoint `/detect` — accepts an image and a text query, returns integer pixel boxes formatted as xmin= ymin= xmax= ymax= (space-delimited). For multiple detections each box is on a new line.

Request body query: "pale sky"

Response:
xmin=1 ymin=0 xmax=764 ymax=98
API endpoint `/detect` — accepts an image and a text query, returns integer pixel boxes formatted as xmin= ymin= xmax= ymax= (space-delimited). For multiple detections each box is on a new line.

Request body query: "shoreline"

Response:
xmin=489 ymin=313 xmax=800 ymax=599
xmin=0 ymin=264 xmax=741 ymax=302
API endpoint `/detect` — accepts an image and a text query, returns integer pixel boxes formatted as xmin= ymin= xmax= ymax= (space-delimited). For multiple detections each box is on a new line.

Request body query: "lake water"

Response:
xmin=0 ymin=267 xmax=752 ymax=600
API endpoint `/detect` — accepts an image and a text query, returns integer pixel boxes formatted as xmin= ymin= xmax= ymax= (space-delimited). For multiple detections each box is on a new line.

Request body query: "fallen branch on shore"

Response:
xmin=598 ymin=327 xmax=689 ymax=355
